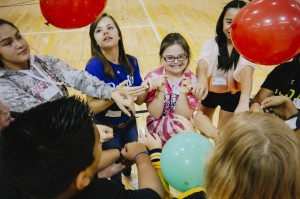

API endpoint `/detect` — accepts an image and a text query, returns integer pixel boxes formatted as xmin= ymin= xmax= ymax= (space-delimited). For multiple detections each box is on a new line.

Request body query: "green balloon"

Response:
xmin=161 ymin=132 xmax=214 ymax=192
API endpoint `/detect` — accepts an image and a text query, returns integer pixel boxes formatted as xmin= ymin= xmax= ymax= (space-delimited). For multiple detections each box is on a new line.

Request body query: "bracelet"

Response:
xmin=133 ymin=150 xmax=149 ymax=163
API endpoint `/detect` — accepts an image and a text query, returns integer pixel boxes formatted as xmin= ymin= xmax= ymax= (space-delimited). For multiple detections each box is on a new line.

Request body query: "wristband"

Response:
xmin=133 ymin=150 xmax=149 ymax=163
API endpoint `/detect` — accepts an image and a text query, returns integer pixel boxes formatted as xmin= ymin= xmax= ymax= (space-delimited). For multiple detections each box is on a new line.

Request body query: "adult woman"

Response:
xmin=0 ymin=19 xmax=136 ymax=116
xmin=194 ymin=0 xmax=255 ymax=128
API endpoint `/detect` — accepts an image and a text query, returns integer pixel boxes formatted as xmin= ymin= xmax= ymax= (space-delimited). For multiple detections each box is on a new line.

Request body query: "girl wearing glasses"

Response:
xmin=193 ymin=0 xmax=255 ymax=129
xmin=144 ymin=33 xmax=199 ymax=145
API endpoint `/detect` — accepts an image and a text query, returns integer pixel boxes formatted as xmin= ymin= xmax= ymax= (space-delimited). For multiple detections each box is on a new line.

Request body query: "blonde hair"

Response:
xmin=205 ymin=112 xmax=300 ymax=199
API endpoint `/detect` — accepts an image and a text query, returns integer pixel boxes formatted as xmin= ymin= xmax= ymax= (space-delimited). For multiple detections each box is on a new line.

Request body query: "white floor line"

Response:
xmin=138 ymin=0 xmax=161 ymax=44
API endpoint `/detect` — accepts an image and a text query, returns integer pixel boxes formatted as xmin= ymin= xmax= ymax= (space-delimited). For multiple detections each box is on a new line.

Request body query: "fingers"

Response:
xmin=117 ymin=80 xmax=129 ymax=89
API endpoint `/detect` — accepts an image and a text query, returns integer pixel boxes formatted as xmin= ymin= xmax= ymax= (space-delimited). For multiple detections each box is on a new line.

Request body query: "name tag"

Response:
xmin=105 ymin=110 xmax=122 ymax=117
xmin=212 ymin=77 xmax=227 ymax=85
xmin=285 ymin=117 xmax=297 ymax=130
xmin=40 ymin=86 xmax=60 ymax=100
xmin=293 ymin=98 xmax=300 ymax=110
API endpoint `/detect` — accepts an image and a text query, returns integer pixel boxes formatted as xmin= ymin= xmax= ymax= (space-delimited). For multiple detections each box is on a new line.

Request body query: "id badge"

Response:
xmin=40 ymin=86 xmax=60 ymax=100
xmin=105 ymin=110 xmax=122 ymax=117
xmin=293 ymin=98 xmax=300 ymax=110
xmin=211 ymin=77 xmax=227 ymax=86
xmin=285 ymin=117 xmax=297 ymax=130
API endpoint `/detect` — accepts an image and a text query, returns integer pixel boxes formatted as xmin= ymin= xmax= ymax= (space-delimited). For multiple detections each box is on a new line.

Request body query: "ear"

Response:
xmin=75 ymin=171 xmax=91 ymax=190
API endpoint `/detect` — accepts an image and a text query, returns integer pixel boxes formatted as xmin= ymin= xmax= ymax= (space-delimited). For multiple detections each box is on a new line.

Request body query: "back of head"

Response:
xmin=205 ymin=112 xmax=300 ymax=199
xmin=0 ymin=96 xmax=95 ymax=199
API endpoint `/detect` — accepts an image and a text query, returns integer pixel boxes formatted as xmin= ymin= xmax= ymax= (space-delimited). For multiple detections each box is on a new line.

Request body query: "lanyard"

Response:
xmin=20 ymin=64 xmax=63 ymax=95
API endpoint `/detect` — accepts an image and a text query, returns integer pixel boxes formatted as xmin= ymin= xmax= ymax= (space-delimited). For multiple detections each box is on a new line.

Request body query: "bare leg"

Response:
xmin=218 ymin=109 xmax=234 ymax=129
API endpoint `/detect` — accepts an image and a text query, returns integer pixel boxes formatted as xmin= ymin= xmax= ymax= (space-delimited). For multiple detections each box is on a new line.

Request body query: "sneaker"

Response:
xmin=123 ymin=174 xmax=139 ymax=190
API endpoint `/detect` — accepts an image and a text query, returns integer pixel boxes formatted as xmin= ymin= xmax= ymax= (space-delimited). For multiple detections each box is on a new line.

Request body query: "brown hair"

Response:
xmin=88 ymin=13 xmax=134 ymax=79
xmin=205 ymin=112 xmax=300 ymax=199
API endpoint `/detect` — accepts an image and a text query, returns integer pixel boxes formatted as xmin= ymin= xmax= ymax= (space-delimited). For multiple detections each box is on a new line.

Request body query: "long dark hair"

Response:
xmin=88 ymin=13 xmax=134 ymax=80
xmin=0 ymin=19 xmax=19 ymax=68
xmin=215 ymin=0 xmax=246 ymax=72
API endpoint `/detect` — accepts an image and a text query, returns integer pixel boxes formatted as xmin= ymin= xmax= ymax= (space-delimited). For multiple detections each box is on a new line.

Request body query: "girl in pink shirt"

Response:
xmin=145 ymin=33 xmax=199 ymax=145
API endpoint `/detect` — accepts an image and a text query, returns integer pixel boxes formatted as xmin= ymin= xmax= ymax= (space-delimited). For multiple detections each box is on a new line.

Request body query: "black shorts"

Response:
xmin=201 ymin=91 xmax=241 ymax=112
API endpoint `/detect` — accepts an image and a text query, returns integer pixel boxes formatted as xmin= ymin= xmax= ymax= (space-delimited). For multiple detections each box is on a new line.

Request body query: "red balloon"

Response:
xmin=40 ymin=0 xmax=108 ymax=29
xmin=231 ymin=0 xmax=300 ymax=65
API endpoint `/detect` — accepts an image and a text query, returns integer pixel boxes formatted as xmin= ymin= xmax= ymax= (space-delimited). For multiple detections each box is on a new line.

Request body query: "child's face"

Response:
xmin=93 ymin=16 xmax=120 ymax=50
xmin=223 ymin=8 xmax=241 ymax=41
xmin=162 ymin=44 xmax=188 ymax=77
xmin=0 ymin=24 xmax=30 ymax=69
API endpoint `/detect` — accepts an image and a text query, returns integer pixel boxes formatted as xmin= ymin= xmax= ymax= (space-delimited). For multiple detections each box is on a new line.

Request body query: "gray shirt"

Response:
xmin=0 ymin=55 xmax=114 ymax=112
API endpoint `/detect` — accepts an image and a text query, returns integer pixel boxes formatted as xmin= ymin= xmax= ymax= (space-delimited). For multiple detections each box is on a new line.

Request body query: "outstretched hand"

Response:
xmin=191 ymin=78 xmax=208 ymax=100
xmin=173 ymin=114 xmax=196 ymax=133
xmin=96 ymin=125 xmax=113 ymax=143
xmin=117 ymin=80 xmax=146 ymax=97
xmin=139 ymin=128 xmax=162 ymax=150
xmin=110 ymin=90 xmax=136 ymax=117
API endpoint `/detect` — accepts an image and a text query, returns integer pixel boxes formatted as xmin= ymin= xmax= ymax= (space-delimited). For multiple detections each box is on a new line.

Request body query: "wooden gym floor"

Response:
xmin=0 ymin=0 xmax=275 ymax=127
xmin=0 ymin=0 xmax=281 ymax=195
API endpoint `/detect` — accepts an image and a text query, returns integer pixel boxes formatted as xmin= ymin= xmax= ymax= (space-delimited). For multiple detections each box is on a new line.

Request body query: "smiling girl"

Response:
xmin=193 ymin=0 xmax=255 ymax=129
xmin=145 ymin=33 xmax=199 ymax=145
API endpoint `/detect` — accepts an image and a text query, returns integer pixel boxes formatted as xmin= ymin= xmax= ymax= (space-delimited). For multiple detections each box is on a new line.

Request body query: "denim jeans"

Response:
xmin=102 ymin=119 xmax=138 ymax=185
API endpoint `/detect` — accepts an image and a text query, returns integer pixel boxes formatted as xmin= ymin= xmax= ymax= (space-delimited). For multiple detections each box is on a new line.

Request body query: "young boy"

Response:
xmin=0 ymin=96 xmax=164 ymax=199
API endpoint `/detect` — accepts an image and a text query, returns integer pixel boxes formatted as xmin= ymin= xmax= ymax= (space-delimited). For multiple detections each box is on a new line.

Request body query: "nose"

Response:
xmin=15 ymin=40 xmax=23 ymax=49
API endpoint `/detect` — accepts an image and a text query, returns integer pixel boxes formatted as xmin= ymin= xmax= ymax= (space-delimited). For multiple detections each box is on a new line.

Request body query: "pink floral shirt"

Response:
xmin=145 ymin=67 xmax=199 ymax=144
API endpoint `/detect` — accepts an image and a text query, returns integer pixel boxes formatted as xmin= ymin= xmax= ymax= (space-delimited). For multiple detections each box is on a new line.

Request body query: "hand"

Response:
xmin=121 ymin=142 xmax=147 ymax=161
xmin=173 ymin=114 xmax=196 ymax=132
xmin=97 ymin=163 xmax=126 ymax=178
xmin=191 ymin=111 xmax=218 ymax=140
xmin=110 ymin=90 xmax=136 ymax=117
xmin=139 ymin=127 xmax=162 ymax=150
xmin=116 ymin=80 xmax=146 ymax=97
xmin=155 ymin=75 xmax=167 ymax=92
xmin=0 ymin=102 xmax=12 ymax=130
xmin=141 ymin=78 xmax=155 ymax=91
xmin=261 ymin=96 xmax=289 ymax=108
xmin=191 ymin=78 xmax=208 ymax=100
xmin=261 ymin=96 xmax=298 ymax=119
xmin=96 ymin=125 xmax=113 ymax=143
xmin=249 ymin=102 xmax=264 ymax=113
xmin=181 ymin=76 xmax=192 ymax=94
xmin=234 ymin=103 xmax=249 ymax=115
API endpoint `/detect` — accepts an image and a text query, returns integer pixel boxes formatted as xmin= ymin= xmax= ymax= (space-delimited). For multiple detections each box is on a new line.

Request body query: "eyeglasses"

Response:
xmin=163 ymin=54 xmax=188 ymax=62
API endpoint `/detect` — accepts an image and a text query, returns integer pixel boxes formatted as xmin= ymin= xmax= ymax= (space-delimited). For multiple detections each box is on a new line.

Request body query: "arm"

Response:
xmin=147 ymin=76 xmax=166 ymax=119
xmin=87 ymin=96 xmax=114 ymax=114
xmin=191 ymin=111 xmax=219 ymax=140
xmin=97 ymin=149 xmax=120 ymax=171
xmin=122 ymin=142 xmax=165 ymax=198
xmin=234 ymin=65 xmax=254 ymax=114
xmin=139 ymin=131 xmax=173 ymax=199
xmin=193 ymin=59 xmax=209 ymax=100
xmin=175 ymin=77 xmax=194 ymax=118
xmin=261 ymin=96 xmax=298 ymax=120
xmin=250 ymin=88 xmax=274 ymax=106
xmin=135 ymin=78 xmax=157 ymax=105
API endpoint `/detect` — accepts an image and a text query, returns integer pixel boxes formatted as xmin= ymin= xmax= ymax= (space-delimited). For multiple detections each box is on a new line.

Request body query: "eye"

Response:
xmin=3 ymin=41 xmax=13 ymax=46
xmin=95 ymin=29 xmax=102 ymax=33
xmin=108 ymin=26 xmax=113 ymax=30
xmin=16 ymin=34 xmax=23 ymax=40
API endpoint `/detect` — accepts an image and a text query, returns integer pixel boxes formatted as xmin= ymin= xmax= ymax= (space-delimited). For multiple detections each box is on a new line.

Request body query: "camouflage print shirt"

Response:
xmin=0 ymin=55 xmax=114 ymax=113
